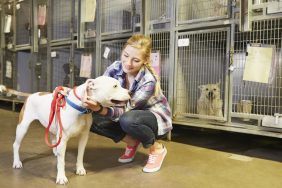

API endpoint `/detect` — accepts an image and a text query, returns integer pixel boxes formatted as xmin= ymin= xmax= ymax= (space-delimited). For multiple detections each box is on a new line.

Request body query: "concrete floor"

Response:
xmin=1 ymin=107 xmax=282 ymax=188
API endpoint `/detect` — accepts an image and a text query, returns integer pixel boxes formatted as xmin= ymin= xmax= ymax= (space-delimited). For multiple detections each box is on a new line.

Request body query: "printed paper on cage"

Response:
xmin=80 ymin=54 xmax=92 ymax=78
xmin=103 ymin=47 xmax=110 ymax=59
xmin=243 ymin=45 xmax=274 ymax=83
xmin=83 ymin=0 xmax=96 ymax=22
xmin=4 ymin=15 xmax=12 ymax=33
xmin=38 ymin=5 xmax=46 ymax=26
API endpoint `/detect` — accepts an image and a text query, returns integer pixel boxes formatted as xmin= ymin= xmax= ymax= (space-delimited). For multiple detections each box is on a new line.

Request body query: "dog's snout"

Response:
xmin=208 ymin=91 xmax=213 ymax=98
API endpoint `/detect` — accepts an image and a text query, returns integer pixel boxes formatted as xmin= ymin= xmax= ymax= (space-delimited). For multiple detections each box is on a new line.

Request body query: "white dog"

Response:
xmin=197 ymin=83 xmax=223 ymax=117
xmin=0 ymin=76 xmax=130 ymax=184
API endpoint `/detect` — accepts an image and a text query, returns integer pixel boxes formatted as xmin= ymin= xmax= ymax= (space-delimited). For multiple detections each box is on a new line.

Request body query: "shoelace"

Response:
xmin=124 ymin=147 xmax=133 ymax=156
xmin=147 ymin=154 xmax=158 ymax=164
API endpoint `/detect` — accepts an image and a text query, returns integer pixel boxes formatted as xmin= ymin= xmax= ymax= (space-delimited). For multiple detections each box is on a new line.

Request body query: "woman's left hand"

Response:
xmin=82 ymin=96 xmax=101 ymax=112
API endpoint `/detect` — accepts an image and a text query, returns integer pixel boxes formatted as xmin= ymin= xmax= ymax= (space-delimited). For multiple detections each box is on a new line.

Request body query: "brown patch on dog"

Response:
xmin=18 ymin=92 xmax=50 ymax=124
xmin=38 ymin=92 xmax=51 ymax=96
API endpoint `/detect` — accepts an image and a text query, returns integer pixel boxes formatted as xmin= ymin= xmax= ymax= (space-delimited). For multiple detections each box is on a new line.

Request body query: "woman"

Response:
xmin=83 ymin=34 xmax=172 ymax=173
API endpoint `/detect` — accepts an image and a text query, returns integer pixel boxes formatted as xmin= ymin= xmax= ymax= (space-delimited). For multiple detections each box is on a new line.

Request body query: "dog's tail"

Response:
xmin=0 ymin=85 xmax=31 ymax=97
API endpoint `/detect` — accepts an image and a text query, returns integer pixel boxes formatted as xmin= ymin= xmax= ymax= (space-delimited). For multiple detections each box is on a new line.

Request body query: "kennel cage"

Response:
xmin=150 ymin=32 xmax=171 ymax=98
xmin=174 ymin=28 xmax=229 ymax=122
xmin=232 ymin=18 xmax=282 ymax=130
xmin=177 ymin=0 xmax=230 ymax=25
xmin=101 ymin=0 xmax=133 ymax=35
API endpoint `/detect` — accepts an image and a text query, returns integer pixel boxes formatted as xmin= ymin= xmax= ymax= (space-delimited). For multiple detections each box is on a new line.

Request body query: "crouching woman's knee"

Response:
xmin=119 ymin=111 xmax=137 ymax=133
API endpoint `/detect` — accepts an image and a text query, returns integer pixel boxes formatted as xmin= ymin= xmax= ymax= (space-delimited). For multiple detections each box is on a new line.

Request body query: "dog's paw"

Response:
xmin=76 ymin=167 xmax=86 ymax=175
xmin=56 ymin=175 xmax=68 ymax=185
xmin=13 ymin=161 xmax=23 ymax=168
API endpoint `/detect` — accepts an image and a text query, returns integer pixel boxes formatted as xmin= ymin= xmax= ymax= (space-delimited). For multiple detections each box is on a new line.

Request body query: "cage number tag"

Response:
xmin=51 ymin=51 xmax=57 ymax=57
xmin=5 ymin=61 xmax=12 ymax=78
xmin=178 ymin=38 xmax=189 ymax=47
xmin=103 ymin=47 xmax=110 ymax=59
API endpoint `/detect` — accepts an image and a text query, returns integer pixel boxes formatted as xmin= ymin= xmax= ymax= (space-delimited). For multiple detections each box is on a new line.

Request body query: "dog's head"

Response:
xmin=85 ymin=76 xmax=130 ymax=107
xmin=0 ymin=85 xmax=7 ymax=93
xmin=198 ymin=83 xmax=221 ymax=100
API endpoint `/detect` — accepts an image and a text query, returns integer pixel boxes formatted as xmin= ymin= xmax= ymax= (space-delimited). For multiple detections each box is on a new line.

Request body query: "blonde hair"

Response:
xmin=125 ymin=34 xmax=161 ymax=96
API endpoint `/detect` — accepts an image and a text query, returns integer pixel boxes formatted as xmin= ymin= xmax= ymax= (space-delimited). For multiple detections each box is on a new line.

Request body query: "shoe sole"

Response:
xmin=118 ymin=157 xmax=134 ymax=163
xmin=142 ymin=147 xmax=167 ymax=173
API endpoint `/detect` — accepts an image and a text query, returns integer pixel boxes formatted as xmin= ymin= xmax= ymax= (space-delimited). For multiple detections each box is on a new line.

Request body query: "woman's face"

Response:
xmin=121 ymin=45 xmax=144 ymax=76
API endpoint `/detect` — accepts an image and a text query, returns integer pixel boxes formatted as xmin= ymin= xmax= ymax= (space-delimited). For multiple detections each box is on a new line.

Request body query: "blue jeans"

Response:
xmin=90 ymin=110 xmax=159 ymax=148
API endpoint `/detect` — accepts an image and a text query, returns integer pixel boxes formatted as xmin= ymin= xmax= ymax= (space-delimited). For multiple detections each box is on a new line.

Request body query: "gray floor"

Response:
xmin=1 ymin=106 xmax=282 ymax=188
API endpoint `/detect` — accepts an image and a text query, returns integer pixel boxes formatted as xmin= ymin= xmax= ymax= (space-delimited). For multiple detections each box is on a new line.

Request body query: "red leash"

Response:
xmin=73 ymin=86 xmax=81 ymax=100
xmin=45 ymin=86 xmax=66 ymax=148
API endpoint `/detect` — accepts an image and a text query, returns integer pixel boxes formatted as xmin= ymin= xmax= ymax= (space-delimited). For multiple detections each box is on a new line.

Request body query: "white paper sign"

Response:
xmin=16 ymin=4 xmax=21 ymax=10
xmin=80 ymin=54 xmax=92 ymax=78
xmin=38 ymin=5 xmax=46 ymax=26
xmin=243 ymin=45 xmax=274 ymax=83
xmin=4 ymin=15 xmax=12 ymax=33
xmin=51 ymin=51 xmax=57 ymax=57
xmin=103 ymin=47 xmax=110 ymax=59
xmin=178 ymin=38 xmax=189 ymax=47
xmin=83 ymin=0 xmax=96 ymax=22
xmin=5 ymin=61 xmax=12 ymax=78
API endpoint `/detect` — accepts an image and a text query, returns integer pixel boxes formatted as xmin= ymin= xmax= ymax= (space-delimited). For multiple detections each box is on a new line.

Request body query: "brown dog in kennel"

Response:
xmin=197 ymin=83 xmax=223 ymax=117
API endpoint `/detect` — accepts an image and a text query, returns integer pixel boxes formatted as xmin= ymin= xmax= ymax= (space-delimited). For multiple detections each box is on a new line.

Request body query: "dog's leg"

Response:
xmin=55 ymin=139 xmax=68 ymax=185
xmin=51 ymin=134 xmax=58 ymax=156
xmin=13 ymin=118 xmax=34 ymax=168
xmin=76 ymin=129 xmax=89 ymax=175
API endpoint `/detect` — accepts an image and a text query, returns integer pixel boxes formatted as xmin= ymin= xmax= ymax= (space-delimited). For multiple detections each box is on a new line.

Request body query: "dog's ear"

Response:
xmin=198 ymin=85 xmax=203 ymax=90
xmin=216 ymin=82 xmax=220 ymax=87
xmin=85 ymin=79 xmax=96 ymax=91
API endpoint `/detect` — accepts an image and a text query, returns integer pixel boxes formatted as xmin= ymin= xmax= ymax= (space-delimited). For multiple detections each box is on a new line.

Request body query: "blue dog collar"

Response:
xmin=66 ymin=97 xmax=91 ymax=114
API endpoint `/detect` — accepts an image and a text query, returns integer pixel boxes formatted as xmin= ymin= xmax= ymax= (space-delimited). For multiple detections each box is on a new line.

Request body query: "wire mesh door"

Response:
xmin=149 ymin=0 xmax=172 ymax=30
xmin=74 ymin=41 xmax=96 ymax=86
xmin=100 ymin=39 xmax=127 ymax=74
xmin=51 ymin=47 xmax=71 ymax=89
xmin=175 ymin=28 xmax=230 ymax=121
xmin=232 ymin=18 xmax=282 ymax=126
xmin=51 ymin=0 xmax=72 ymax=41
xmin=150 ymin=32 xmax=171 ymax=98
xmin=101 ymin=0 xmax=133 ymax=35
xmin=177 ymin=0 xmax=230 ymax=25
xmin=15 ymin=0 xmax=31 ymax=46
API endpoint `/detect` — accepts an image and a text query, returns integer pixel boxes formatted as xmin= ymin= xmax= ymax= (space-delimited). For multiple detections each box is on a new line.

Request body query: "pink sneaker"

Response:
xmin=118 ymin=142 xmax=140 ymax=163
xmin=143 ymin=146 xmax=167 ymax=173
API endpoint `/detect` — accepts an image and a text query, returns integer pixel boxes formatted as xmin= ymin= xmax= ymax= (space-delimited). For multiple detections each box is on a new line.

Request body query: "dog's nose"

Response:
xmin=208 ymin=91 xmax=213 ymax=98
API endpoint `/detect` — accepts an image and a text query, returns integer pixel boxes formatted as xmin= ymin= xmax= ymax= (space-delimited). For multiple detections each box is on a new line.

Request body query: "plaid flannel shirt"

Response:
xmin=103 ymin=61 xmax=172 ymax=136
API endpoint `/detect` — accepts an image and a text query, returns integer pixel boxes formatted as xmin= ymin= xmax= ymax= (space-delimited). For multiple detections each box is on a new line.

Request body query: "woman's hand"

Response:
xmin=82 ymin=96 xmax=102 ymax=112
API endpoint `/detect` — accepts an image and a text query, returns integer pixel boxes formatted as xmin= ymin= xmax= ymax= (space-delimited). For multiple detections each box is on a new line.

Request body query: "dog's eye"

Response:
xmin=206 ymin=88 xmax=209 ymax=91
xmin=113 ymin=85 xmax=118 ymax=88
xmin=213 ymin=88 xmax=217 ymax=91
